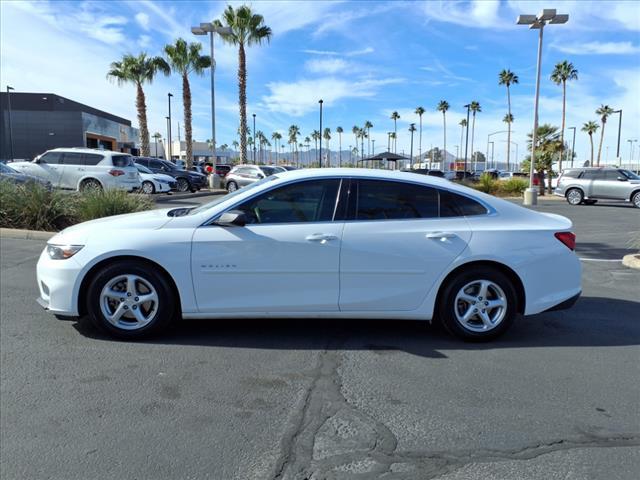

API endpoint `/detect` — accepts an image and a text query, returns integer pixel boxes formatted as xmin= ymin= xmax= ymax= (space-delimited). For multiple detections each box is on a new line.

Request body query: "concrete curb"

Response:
xmin=622 ymin=253 xmax=640 ymax=270
xmin=154 ymin=189 xmax=226 ymax=202
xmin=0 ymin=228 xmax=56 ymax=241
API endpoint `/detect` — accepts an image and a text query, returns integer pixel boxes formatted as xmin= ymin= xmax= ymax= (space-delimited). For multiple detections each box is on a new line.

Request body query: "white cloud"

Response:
xmin=421 ymin=0 xmax=506 ymax=29
xmin=551 ymin=41 xmax=640 ymax=55
xmin=135 ymin=12 xmax=150 ymax=30
xmin=346 ymin=47 xmax=374 ymax=57
xmin=261 ymin=77 xmax=405 ymax=116
xmin=302 ymin=46 xmax=374 ymax=57
xmin=305 ymin=58 xmax=349 ymax=74
xmin=138 ymin=34 xmax=152 ymax=49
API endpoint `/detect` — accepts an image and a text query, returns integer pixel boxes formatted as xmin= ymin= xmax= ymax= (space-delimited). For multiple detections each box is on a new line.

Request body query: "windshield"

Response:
xmin=621 ymin=169 xmax=640 ymax=180
xmin=0 ymin=163 xmax=18 ymax=174
xmin=188 ymin=176 xmax=277 ymax=215
xmin=161 ymin=161 xmax=179 ymax=172
xmin=135 ymin=164 xmax=152 ymax=174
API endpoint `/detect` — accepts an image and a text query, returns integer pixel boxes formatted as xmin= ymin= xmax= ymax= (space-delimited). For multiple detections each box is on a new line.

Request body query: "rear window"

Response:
xmin=111 ymin=155 xmax=133 ymax=168
xmin=561 ymin=169 xmax=582 ymax=178
xmin=439 ymin=189 xmax=488 ymax=217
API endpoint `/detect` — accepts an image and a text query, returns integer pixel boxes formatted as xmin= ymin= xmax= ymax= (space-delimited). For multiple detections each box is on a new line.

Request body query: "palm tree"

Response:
xmin=336 ymin=126 xmax=344 ymax=167
xmin=288 ymin=125 xmax=300 ymax=166
xmin=323 ymin=128 xmax=331 ymax=167
xmin=595 ymin=104 xmax=613 ymax=166
xmin=389 ymin=132 xmax=396 ymax=155
xmin=255 ymin=130 xmax=265 ymax=162
xmin=359 ymin=128 xmax=366 ymax=162
xmin=151 ymin=132 xmax=162 ymax=157
xmin=437 ymin=100 xmax=449 ymax=165
xmin=214 ymin=5 xmax=272 ymax=164
xmin=551 ymin=61 xmax=578 ymax=172
xmin=364 ymin=121 xmax=373 ymax=156
xmin=581 ymin=121 xmax=599 ymax=166
xmin=107 ymin=53 xmax=169 ymax=157
xmin=352 ymin=126 xmax=360 ymax=156
xmin=408 ymin=124 xmax=417 ymax=168
xmin=304 ymin=136 xmax=311 ymax=166
xmin=390 ymin=112 xmax=400 ymax=153
xmin=415 ymin=106 xmax=425 ymax=161
xmin=458 ymin=119 xmax=467 ymax=162
xmin=311 ymin=130 xmax=321 ymax=165
xmin=232 ymin=140 xmax=239 ymax=152
xmin=498 ymin=69 xmax=519 ymax=170
xmin=527 ymin=124 xmax=562 ymax=193
xmin=163 ymin=38 xmax=212 ymax=169
xmin=469 ymin=101 xmax=481 ymax=166
xmin=271 ymin=132 xmax=282 ymax=163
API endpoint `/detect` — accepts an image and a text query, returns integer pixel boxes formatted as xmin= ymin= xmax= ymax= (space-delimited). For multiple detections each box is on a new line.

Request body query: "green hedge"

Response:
xmin=462 ymin=175 xmax=529 ymax=197
xmin=0 ymin=181 xmax=154 ymax=231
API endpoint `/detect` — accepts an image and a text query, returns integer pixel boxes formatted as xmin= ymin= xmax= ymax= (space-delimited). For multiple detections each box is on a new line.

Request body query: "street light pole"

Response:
xmin=6 ymin=86 xmax=15 ymax=160
xmin=318 ymin=100 xmax=323 ymax=168
xmin=517 ymin=9 xmax=568 ymax=205
xmin=488 ymin=141 xmax=495 ymax=169
xmin=252 ymin=113 xmax=256 ymax=163
xmin=165 ymin=117 xmax=170 ymax=159
xmin=409 ymin=123 xmax=415 ymax=170
xmin=167 ymin=93 xmax=173 ymax=161
xmin=463 ymin=104 xmax=471 ymax=174
xmin=568 ymin=126 xmax=576 ymax=167
xmin=613 ymin=109 xmax=622 ymax=160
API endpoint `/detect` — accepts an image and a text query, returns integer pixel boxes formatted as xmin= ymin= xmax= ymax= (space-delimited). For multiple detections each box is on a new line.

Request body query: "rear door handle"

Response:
xmin=426 ymin=232 xmax=457 ymax=240
xmin=306 ymin=233 xmax=339 ymax=242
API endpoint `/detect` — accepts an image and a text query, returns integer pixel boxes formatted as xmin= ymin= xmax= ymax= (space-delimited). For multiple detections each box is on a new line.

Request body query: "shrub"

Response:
xmin=0 ymin=181 xmax=75 ymax=231
xmin=474 ymin=173 xmax=499 ymax=194
xmin=498 ymin=177 xmax=529 ymax=196
xmin=0 ymin=181 xmax=154 ymax=231
xmin=74 ymin=189 xmax=154 ymax=223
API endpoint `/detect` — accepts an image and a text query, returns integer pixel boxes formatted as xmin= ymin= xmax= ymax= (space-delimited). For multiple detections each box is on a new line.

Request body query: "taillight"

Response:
xmin=109 ymin=169 xmax=125 ymax=176
xmin=555 ymin=232 xmax=576 ymax=251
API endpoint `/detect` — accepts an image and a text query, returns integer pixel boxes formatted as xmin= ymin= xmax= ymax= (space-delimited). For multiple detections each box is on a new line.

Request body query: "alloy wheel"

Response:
xmin=142 ymin=181 xmax=154 ymax=194
xmin=99 ymin=274 xmax=159 ymax=330
xmin=453 ymin=280 xmax=507 ymax=333
xmin=566 ymin=189 xmax=582 ymax=205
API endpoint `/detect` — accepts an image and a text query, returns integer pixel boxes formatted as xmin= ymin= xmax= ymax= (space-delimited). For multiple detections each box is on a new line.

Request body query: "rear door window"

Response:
xmin=352 ymin=180 xmax=439 ymax=220
xmin=61 ymin=152 xmax=85 ymax=165
xmin=83 ymin=153 xmax=104 ymax=166
xmin=439 ymin=189 xmax=488 ymax=217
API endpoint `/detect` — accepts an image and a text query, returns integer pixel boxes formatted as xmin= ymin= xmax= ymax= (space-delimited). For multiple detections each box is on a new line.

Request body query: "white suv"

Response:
xmin=10 ymin=148 xmax=141 ymax=192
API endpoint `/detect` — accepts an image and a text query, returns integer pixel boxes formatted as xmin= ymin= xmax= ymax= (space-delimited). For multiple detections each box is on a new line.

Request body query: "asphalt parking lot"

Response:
xmin=1 ymin=198 xmax=639 ymax=479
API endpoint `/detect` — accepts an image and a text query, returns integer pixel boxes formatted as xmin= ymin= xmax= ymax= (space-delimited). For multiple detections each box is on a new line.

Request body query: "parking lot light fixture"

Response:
xmin=6 ymin=86 xmax=15 ymax=161
xmin=318 ymin=100 xmax=323 ymax=168
xmin=517 ymin=8 xmax=568 ymax=205
xmin=613 ymin=110 xmax=622 ymax=160
xmin=463 ymin=104 xmax=471 ymax=173
xmin=568 ymin=126 xmax=576 ymax=168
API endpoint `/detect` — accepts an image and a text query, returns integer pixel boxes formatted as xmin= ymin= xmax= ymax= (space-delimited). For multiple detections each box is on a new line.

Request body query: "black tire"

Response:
xmin=437 ymin=267 xmax=518 ymax=342
xmin=226 ymin=181 xmax=238 ymax=192
xmin=632 ymin=191 xmax=640 ymax=208
xmin=176 ymin=177 xmax=190 ymax=193
xmin=565 ymin=188 xmax=584 ymax=205
xmin=80 ymin=178 xmax=102 ymax=192
xmin=141 ymin=181 xmax=155 ymax=194
xmin=84 ymin=261 xmax=177 ymax=340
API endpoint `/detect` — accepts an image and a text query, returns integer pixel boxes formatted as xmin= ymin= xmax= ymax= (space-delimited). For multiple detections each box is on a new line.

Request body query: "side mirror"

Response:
xmin=257 ymin=172 xmax=265 ymax=179
xmin=215 ymin=210 xmax=247 ymax=227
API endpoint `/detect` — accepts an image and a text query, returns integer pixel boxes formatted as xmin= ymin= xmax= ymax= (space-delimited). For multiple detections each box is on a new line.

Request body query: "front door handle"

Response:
xmin=426 ymin=231 xmax=457 ymax=240
xmin=306 ymin=233 xmax=339 ymax=242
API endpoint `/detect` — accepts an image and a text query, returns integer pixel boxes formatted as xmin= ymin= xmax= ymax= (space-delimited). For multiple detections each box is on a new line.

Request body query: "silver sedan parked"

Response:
xmin=225 ymin=165 xmax=281 ymax=192
xmin=554 ymin=167 xmax=640 ymax=207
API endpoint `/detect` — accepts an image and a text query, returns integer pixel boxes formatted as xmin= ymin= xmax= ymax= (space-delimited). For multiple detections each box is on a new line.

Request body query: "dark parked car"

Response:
xmin=134 ymin=157 xmax=207 ymax=192
xmin=0 ymin=162 xmax=52 ymax=189
xmin=403 ymin=168 xmax=446 ymax=178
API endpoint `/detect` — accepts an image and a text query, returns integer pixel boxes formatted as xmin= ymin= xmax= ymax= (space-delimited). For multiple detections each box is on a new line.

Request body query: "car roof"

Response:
xmin=48 ymin=148 xmax=128 ymax=156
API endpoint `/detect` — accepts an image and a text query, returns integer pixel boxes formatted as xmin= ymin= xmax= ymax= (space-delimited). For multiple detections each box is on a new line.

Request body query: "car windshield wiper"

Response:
xmin=167 ymin=207 xmax=195 ymax=217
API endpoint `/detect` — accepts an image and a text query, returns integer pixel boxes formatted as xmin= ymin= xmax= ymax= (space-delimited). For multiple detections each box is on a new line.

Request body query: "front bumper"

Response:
xmin=36 ymin=247 xmax=83 ymax=316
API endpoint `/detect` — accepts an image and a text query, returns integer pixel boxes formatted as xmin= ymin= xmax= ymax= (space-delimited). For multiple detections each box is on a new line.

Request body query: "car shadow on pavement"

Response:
xmin=576 ymin=243 xmax=636 ymax=259
xmin=72 ymin=296 xmax=640 ymax=358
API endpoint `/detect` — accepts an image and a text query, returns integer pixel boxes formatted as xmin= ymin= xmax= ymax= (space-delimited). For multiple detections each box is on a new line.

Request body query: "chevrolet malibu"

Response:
xmin=36 ymin=169 xmax=581 ymax=341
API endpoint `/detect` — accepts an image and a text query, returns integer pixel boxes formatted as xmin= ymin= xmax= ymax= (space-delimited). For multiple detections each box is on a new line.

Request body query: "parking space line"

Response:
xmin=579 ymin=258 xmax=622 ymax=262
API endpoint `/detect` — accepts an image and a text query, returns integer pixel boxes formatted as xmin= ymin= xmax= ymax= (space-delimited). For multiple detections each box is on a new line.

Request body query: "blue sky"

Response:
xmin=1 ymin=0 xmax=639 ymax=165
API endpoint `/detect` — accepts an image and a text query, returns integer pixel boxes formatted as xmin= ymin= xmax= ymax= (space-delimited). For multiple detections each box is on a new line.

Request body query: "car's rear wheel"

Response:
xmin=176 ymin=178 xmax=190 ymax=193
xmin=227 ymin=181 xmax=238 ymax=192
xmin=80 ymin=178 xmax=102 ymax=192
xmin=141 ymin=181 xmax=155 ymax=194
xmin=438 ymin=267 xmax=517 ymax=342
xmin=565 ymin=188 xmax=583 ymax=205
xmin=632 ymin=191 xmax=640 ymax=208
xmin=85 ymin=261 xmax=177 ymax=340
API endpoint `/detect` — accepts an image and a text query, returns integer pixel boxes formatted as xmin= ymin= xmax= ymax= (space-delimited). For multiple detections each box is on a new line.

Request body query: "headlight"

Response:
xmin=47 ymin=244 xmax=84 ymax=260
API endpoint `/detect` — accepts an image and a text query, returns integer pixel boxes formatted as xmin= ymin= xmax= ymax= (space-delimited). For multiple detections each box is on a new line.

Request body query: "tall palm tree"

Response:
xmin=255 ymin=130 xmax=265 ymax=162
xmin=389 ymin=132 xmax=396 ymax=155
xmin=151 ymin=132 xmax=162 ymax=157
xmin=311 ymin=130 xmax=321 ymax=165
xmin=437 ymin=100 xmax=449 ymax=165
xmin=581 ymin=121 xmax=599 ymax=166
xmin=469 ymin=101 xmax=481 ymax=166
xmin=408 ymin=124 xmax=417 ymax=168
xmin=415 ymin=106 xmax=425 ymax=161
xmin=288 ymin=125 xmax=300 ymax=166
xmin=458 ymin=119 xmax=467 ymax=162
xmin=595 ymin=104 xmax=614 ymax=166
xmin=498 ymin=69 xmax=519 ymax=170
xmin=323 ymin=128 xmax=331 ymax=167
xmin=271 ymin=132 xmax=282 ymax=163
xmin=551 ymin=61 xmax=578 ymax=172
xmin=359 ymin=128 xmax=366 ymax=162
xmin=107 ymin=53 xmax=169 ymax=157
xmin=390 ymin=112 xmax=400 ymax=153
xmin=304 ymin=136 xmax=311 ymax=166
xmin=336 ymin=126 xmax=344 ymax=167
xmin=214 ymin=5 xmax=272 ymax=164
xmin=352 ymin=126 xmax=360 ymax=155
xmin=364 ymin=120 xmax=373 ymax=156
xmin=163 ymin=38 xmax=211 ymax=169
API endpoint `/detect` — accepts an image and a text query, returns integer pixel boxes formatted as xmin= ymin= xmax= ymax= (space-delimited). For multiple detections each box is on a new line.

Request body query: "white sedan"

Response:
xmin=135 ymin=164 xmax=176 ymax=194
xmin=36 ymin=169 xmax=581 ymax=341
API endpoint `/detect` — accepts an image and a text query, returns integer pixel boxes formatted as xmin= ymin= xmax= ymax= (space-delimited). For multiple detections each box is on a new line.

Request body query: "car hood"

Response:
xmin=50 ymin=208 xmax=174 ymax=245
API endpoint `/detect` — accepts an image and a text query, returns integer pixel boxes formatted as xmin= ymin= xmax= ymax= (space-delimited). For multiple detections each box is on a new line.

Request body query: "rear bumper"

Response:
xmin=542 ymin=290 xmax=581 ymax=313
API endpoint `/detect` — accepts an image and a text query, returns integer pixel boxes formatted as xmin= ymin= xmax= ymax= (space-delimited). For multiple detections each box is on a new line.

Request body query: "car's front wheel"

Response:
xmin=632 ymin=191 xmax=640 ymax=208
xmin=565 ymin=188 xmax=584 ymax=205
xmin=176 ymin=178 xmax=190 ymax=192
xmin=227 ymin=181 xmax=238 ymax=192
xmin=141 ymin=181 xmax=155 ymax=194
xmin=85 ymin=261 xmax=177 ymax=340
xmin=438 ymin=267 xmax=518 ymax=341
